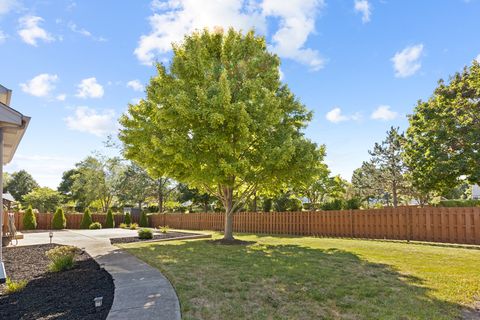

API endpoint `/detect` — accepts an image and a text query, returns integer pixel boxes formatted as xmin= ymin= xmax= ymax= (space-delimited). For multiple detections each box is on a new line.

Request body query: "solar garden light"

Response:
xmin=94 ymin=296 xmax=103 ymax=308
xmin=49 ymin=231 xmax=53 ymax=244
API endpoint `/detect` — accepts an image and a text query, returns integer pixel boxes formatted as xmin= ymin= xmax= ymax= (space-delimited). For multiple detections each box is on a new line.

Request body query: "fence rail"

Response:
xmin=3 ymin=207 xmax=480 ymax=245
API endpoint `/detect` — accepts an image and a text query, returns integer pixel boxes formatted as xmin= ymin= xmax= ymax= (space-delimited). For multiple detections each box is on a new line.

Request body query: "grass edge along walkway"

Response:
xmin=119 ymin=232 xmax=480 ymax=320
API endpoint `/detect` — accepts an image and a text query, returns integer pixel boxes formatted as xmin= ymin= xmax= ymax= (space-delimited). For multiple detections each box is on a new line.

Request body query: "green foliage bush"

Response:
xmin=437 ymin=199 xmax=480 ymax=207
xmin=138 ymin=228 xmax=153 ymax=239
xmin=79 ymin=208 xmax=93 ymax=229
xmin=139 ymin=211 xmax=149 ymax=227
xmin=158 ymin=225 xmax=169 ymax=234
xmin=5 ymin=277 xmax=27 ymax=294
xmin=124 ymin=212 xmax=131 ymax=225
xmin=119 ymin=223 xmax=128 ymax=229
xmin=130 ymin=223 xmax=139 ymax=230
xmin=105 ymin=208 xmax=115 ymax=228
xmin=51 ymin=207 xmax=66 ymax=229
xmin=89 ymin=222 xmax=102 ymax=229
xmin=22 ymin=205 xmax=37 ymax=230
xmin=321 ymin=199 xmax=344 ymax=211
xmin=46 ymin=246 xmax=76 ymax=272
xmin=344 ymin=198 xmax=361 ymax=210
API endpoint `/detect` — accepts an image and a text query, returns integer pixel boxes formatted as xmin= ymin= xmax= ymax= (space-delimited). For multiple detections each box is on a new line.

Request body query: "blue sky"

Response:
xmin=1 ymin=0 xmax=479 ymax=188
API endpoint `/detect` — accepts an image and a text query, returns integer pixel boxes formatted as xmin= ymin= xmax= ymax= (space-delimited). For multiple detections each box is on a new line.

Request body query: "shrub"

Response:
xmin=138 ymin=228 xmax=153 ymax=239
xmin=130 ymin=223 xmax=139 ymax=230
xmin=22 ymin=206 xmax=37 ymax=230
xmin=5 ymin=277 xmax=28 ymax=294
xmin=124 ymin=212 xmax=131 ymax=225
xmin=119 ymin=223 xmax=128 ymax=229
xmin=105 ymin=208 xmax=115 ymax=228
xmin=438 ymin=199 xmax=480 ymax=207
xmin=345 ymin=198 xmax=361 ymax=210
xmin=89 ymin=222 xmax=102 ymax=229
xmin=80 ymin=208 xmax=93 ymax=229
xmin=158 ymin=225 xmax=169 ymax=234
xmin=139 ymin=211 xmax=149 ymax=227
xmin=52 ymin=207 xmax=66 ymax=229
xmin=321 ymin=199 xmax=345 ymax=211
xmin=46 ymin=246 xmax=76 ymax=272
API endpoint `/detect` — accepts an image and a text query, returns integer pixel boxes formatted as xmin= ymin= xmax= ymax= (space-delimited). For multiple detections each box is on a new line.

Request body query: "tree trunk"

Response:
xmin=252 ymin=192 xmax=257 ymax=212
xmin=204 ymin=201 xmax=209 ymax=213
xmin=223 ymin=186 xmax=234 ymax=241
xmin=392 ymin=180 xmax=398 ymax=208
xmin=158 ymin=191 xmax=163 ymax=214
xmin=138 ymin=201 xmax=142 ymax=210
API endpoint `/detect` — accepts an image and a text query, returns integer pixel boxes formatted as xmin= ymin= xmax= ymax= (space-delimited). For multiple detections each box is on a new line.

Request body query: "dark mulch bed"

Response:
xmin=0 ymin=244 xmax=113 ymax=320
xmin=110 ymin=231 xmax=204 ymax=244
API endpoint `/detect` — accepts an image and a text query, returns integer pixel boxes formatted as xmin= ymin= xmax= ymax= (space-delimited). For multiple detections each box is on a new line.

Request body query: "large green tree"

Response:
xmin=22 ymin=187 xmax=63 ymax=213
xmin=405 ymin=60 xmax=480 ymax=194
xmin=5 ymin=170 xmax=39 ymax=201
xmin=119 ymin=29 xmax=323 ymax=240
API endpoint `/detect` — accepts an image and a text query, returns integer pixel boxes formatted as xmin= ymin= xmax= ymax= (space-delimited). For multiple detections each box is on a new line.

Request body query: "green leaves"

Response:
xmin=119 ymin=28 xmax=323 ymax=220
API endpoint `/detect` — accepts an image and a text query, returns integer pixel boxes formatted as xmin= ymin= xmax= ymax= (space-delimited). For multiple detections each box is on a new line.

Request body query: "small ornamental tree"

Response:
xmin=79 ymin=208 xmax=93 ymax=229
xmin=119 ymin=28 xmax=324 ymax=241
xmin=52 ymin=207 xmax=66 ymax=229
xmin=139 ymin=211 xmax=148 ymax=228
xmin=22 ymin=205 xmax=37 ymax=230
xmin=105 ymin=208 xmax=115 ymax=228
xmin=124 ymin=212 xmax=131 ymax=225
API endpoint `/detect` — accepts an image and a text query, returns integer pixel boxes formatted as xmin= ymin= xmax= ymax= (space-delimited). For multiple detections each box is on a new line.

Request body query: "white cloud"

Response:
xmin=371 ymin=105 xmax=398 ymax=121
xmin=67 ymin=21 xmax=107 ymax=42
xmin=326 ymin=107 xmax=348 ymax=123
xmin=20 ymin=73 xmax=58 ymax=97
xmin=354 ymin=0 xmax=371 ymax=23
xmin=65 ymin=106 xmax=116 ymax=136
xmin=0 ymin=30 xmax=6 ymax=44
xmin=0 ymin=0 xmax=19 ymax=16
xmin=56 ymin=93 xmax=67 ymax=101
xmin=326 ymin=107 xmax=362 ymax=123
xmin=134 ymin=0 xmax=325 ymax=70
xmin=475 ymin=54 xmax=480 ymax=63
xmin=75 ymin=77 xmax=104 ymax=98
xmin=391 ymin=44 xmax=424 ymax=78
xmin=127 ymin=79 xmax=144 ymax=92
xmin=5 ymin=154 xmax=77 ymax=189
xmin=18 ymin=15 xmax=55 ymax=46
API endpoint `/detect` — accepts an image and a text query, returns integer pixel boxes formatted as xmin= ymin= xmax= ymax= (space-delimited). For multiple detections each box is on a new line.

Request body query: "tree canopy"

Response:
xmin=119 ymin=28 xmax=324 ymax=240
xmin=5 ymin=170 xmax=39 ymax=202
xmin=404 ymin=60 xmax=480 ymax=194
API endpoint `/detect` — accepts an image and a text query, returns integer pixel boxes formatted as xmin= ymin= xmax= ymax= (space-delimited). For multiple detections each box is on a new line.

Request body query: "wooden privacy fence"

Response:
xmin=150 ymin=207 xmax=480 ymax=245
xmin=3 ymin=207 xmax=480 ymax=245
xmin=2 ymin=212 xmax=140 ymax=232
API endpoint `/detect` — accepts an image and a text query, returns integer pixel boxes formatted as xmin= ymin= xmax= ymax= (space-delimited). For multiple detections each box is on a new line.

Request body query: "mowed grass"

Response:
xmin=119 ymin=233 xmax=480 ymax=320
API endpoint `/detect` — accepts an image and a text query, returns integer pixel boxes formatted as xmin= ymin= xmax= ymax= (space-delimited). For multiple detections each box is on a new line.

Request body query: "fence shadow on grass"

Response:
xmin=125 ymin=239 xmax=472 ymax=319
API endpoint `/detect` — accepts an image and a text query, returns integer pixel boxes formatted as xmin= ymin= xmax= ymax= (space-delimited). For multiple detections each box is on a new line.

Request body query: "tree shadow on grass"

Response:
xmin=129 ymin=239 xmax=474 ymax=320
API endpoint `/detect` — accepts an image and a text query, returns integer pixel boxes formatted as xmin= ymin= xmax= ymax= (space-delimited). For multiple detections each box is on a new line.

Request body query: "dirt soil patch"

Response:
xmin=110 ymin=231 xmax=207 ymax=244
xmin=0 ymin=244 xmax=113 ymax=320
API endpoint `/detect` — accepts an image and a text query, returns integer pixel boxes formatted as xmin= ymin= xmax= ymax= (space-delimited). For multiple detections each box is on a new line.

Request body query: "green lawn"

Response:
xmin=119 ymin=233 xmax=480 ymax=320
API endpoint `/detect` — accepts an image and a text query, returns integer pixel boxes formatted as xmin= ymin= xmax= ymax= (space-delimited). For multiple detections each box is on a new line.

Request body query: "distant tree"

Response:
xmin=57 ymin=169 xmax=79 ymax=201
xmin=52 ymin=207 xmax=66 ymax=229
xmin=5 ymin=170 xmax=39 ymax=202
xmin=404 ymin=60 xmax=480 ymax=193
xmin=22 ymin=205 xmax=37 ymax=230
xmin=22 ymin=187 xmax=63 ymax=213
xmin=177 ymin=183 xmax=214 ymax=212
xmin=119 ymin=29 xmax=324 ymax=240
xmin=368 ymin=127 xmax=406 ymax=207
xmin=117 ymin=163 xmax=154 ymax=209
xmin=272 ymin=191 xmax=303 ymax=212
xmin=105 ymin=208 xmax=115 ymax=228
xmin=72 ymin=155 xmax=127 ymax=212
xmin=351 ymin=161 xmax=384 ymax=207
xmin=3 ymin=172 xmax=11 ymax=190
xmin=80 ymin=208 xmax=93 ymax=229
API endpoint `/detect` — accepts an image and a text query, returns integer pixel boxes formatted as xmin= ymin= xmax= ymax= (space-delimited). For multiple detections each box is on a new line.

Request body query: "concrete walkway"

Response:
xmin=17 ymin=229 xmax=181 ymax=320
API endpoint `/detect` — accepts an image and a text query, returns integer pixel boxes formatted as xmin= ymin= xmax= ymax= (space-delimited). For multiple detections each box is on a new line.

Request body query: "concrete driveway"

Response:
xmin=14 ymin=228 xmax=181 ymax=320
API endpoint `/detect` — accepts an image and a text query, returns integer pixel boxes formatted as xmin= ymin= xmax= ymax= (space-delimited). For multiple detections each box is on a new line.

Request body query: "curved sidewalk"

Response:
xmin=17 ymin=229 xmax=181 ymax=320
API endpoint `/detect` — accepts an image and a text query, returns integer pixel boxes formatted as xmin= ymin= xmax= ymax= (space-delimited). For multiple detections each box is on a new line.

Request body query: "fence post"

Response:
xmin=350 ymin=210 xmax=354 ymax=238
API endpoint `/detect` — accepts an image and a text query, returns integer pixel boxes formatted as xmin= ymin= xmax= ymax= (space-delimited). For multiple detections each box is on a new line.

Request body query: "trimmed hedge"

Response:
xmin=80 ymin=208 xmax=93 ymax=229
xmin=22 ymin=206 xmax=37 ymax=230
xmin=139 ymin=211 xmax=149 ymax=227
xmin=105 ymin=209 xmax=115 ymax=228
xmin=124 ymin=212 xmax=131 ymax=225
xmin=437 ymin=199 xmax=480 ymax=207
xmin=52 ymin=207 xmax=66 ymax=229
